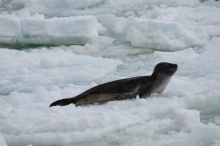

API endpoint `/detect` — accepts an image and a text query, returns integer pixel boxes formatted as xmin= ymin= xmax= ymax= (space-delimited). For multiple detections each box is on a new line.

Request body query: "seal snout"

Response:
xmin=173 ymin=64 xmax=178 ymax=69
xmin=170 ymin=64 xmax=178 ymax=72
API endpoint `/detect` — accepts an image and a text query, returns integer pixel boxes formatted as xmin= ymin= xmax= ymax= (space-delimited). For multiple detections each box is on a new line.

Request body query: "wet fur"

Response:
xmin=50 ymin=76 xmax=152 ymax=107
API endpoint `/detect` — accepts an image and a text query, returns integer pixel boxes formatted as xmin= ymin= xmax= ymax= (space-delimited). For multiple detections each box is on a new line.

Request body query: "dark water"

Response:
xmin=0 ymin=43 xmax=60 ymax=50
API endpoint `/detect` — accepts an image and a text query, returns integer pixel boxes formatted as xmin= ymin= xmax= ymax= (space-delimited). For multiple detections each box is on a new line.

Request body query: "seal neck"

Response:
xmin=150 ymin=74 xmax=172 ymax=94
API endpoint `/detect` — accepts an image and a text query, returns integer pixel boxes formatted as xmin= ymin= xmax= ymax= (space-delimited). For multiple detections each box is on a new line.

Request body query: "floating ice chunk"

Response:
xmin=18 ymin=16 xmax=100 ymax=45
xmin=98 ymin=15 xmax=208 ymax=51
xmin=141 ymin=6 xmax=220 ymax=38
xmin=0 ymin=16 xmax=20 ymax=44
xmin=0 ymin=15 xmax=102 ymax=45
xmin=126 ymin=18 xmax=208 ymax=51
xmin=97 ymin=15 xmax=127 ymax=42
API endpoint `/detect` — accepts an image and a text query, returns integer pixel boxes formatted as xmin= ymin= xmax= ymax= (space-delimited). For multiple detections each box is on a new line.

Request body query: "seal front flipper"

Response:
xmin=117 ymin=92 xmax=139 ymax=100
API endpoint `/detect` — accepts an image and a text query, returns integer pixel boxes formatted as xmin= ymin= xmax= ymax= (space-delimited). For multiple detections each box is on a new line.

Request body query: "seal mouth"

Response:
xmin=170 ymin=67 xmax=177 ymax=72
xmin=168 ymin=65 xmax=178 ymax=74
xmin=171 ymin=64 xmax=178 ymax=72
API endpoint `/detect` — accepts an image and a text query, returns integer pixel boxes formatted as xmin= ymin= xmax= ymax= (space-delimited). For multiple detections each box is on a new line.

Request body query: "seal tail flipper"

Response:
xmin=50 ymin=98 xmax=76 ymax=107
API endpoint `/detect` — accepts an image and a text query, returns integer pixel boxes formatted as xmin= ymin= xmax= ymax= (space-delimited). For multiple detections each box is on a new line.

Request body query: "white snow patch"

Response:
xmin=171 ymin=109 xmax=200 ymax=129
xmin=0 ymin=48 xmax=122 ymax=94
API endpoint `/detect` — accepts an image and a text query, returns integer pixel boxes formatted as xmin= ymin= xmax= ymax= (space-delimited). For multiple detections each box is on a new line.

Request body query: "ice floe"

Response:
xmin=0 ymin=12 xmax=103 ymax=45
xmin=1 ymin=0 xmax=220 ymax=146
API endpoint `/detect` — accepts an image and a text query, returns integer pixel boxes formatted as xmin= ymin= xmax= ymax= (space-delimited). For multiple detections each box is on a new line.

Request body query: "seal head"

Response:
xmin=150 ymin=62 xmax=178 ymax=94
xmin=152 ymin=62 xmax=178 ymax=77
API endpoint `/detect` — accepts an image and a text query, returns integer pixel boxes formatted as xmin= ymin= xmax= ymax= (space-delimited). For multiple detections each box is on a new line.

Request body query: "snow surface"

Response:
xmin=1 ymin=0 xmax=220 ymax=146
xmin=0 ymin=48 xmax=122 ymax=95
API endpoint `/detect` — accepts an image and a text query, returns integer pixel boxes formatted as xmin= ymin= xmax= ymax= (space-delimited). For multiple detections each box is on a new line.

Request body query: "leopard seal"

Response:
xmin=50 ymin=62 xmax=178 ymax=107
